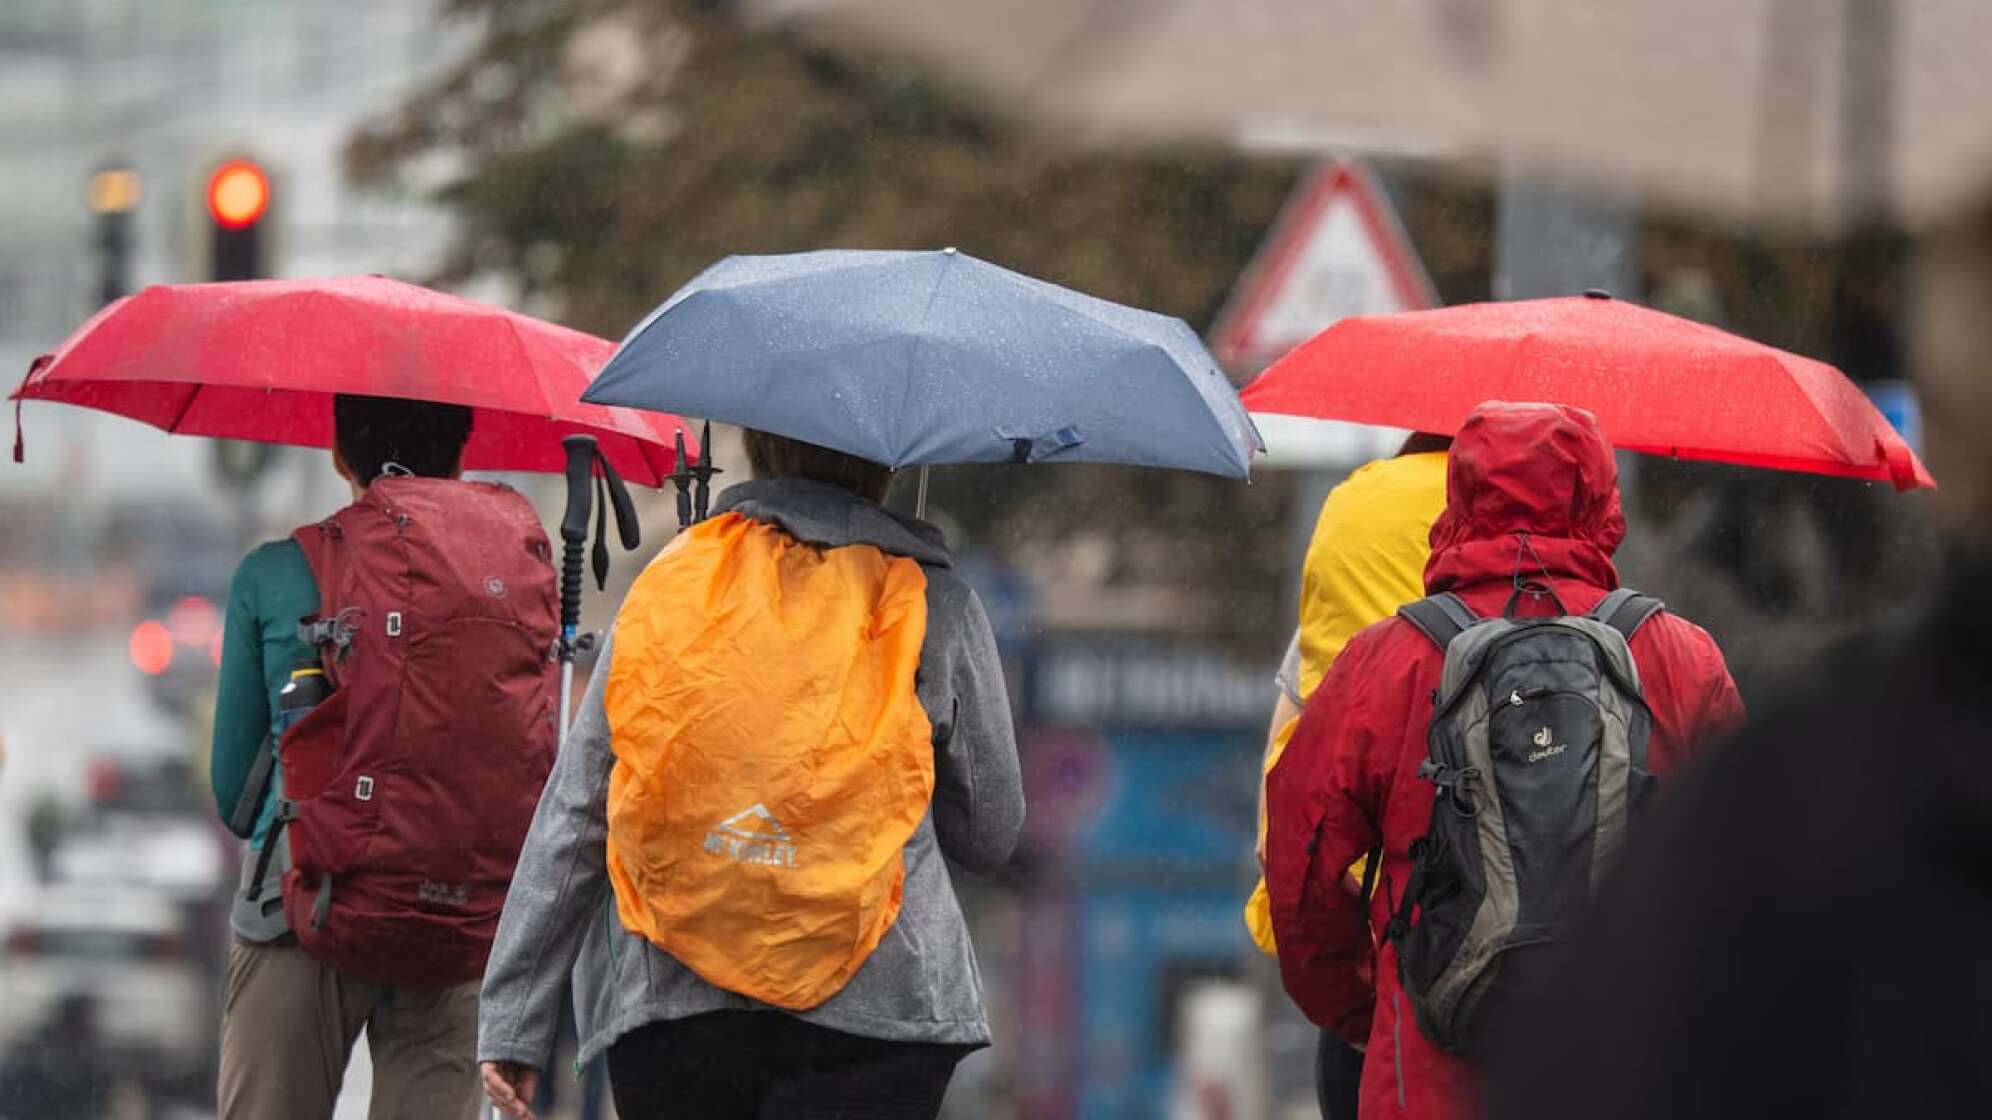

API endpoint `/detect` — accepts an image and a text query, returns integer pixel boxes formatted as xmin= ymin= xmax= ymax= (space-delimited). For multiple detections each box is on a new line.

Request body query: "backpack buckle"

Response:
xmin=1448 ymin=767 xmax=1482 ymax=816
xmin=299 ymin=608 xmax=363 ymax=657
xmin=1418 ymin=760 xmax=1482 ymax=815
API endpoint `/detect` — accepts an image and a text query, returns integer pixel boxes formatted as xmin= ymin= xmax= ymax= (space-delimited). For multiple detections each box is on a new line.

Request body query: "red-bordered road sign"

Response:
xmin=1210 ymin=161 xmax=1436 ymax=374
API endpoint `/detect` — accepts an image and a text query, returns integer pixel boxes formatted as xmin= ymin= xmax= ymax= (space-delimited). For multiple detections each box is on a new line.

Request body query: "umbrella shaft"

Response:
xmin=915 ymin=466 xmax=930 ymax=520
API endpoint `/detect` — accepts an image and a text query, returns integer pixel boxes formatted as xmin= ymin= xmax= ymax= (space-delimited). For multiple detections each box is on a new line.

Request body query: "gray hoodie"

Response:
xmin=478 ymin=479 xmax=1025 ymax=1069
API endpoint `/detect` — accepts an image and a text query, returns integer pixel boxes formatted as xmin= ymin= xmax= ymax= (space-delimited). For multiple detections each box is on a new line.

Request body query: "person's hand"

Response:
xmin=481 ymin=1060 xmax=540 ymax=1120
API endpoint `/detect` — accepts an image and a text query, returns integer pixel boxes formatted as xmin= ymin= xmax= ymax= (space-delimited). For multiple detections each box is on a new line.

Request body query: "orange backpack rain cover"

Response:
xmin=604 ymin=512 xmax=935 ymax=1010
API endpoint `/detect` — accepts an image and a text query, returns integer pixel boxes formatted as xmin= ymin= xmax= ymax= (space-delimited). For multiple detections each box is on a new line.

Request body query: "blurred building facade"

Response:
xmin=0 ymin=0 xmax=466 ymax=507
xmin=0 ymin=7 xmax=470 ymax=1115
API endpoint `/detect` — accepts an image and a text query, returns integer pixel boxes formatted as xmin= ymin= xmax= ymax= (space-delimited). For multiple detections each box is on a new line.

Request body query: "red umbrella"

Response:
xmin=1241 ymin=293 xmax=1934 ymax=491
xmin=11 ymin=276 xmax=695 ymax=486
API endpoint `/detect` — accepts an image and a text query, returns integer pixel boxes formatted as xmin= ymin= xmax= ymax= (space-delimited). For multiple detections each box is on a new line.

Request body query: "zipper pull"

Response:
xmin=1509 ymin=686 xmax=1547 ymax=707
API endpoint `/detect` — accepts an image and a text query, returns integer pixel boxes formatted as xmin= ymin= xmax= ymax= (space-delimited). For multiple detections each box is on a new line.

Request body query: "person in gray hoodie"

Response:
xmin=478 ymin=430 xmax=1025 ymax=1120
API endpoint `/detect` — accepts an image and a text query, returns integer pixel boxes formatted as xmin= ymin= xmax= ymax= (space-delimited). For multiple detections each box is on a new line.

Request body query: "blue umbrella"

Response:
xmin=583 ymin=249 xmax=1263 ymax=481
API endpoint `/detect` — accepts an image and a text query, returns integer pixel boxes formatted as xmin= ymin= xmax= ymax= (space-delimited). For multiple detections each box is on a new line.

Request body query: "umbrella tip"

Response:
xmin=1582 ymin=288 xmax=1613 ymax=301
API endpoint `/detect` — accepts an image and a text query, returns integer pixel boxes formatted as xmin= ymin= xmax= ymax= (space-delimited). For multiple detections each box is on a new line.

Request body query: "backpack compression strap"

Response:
xmin=1397 ymin=593 xmax=1481 ymax=650
xmin=1588 ymin=588 xmax=1666 ymax=641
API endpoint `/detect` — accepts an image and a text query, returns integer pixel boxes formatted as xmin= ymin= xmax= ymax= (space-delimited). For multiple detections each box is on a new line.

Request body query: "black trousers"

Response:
xmin=606 ymin=1010 xmax=973 ymax=1120
xmin=1316 ymin=1030 xmax=1365 ymax=1120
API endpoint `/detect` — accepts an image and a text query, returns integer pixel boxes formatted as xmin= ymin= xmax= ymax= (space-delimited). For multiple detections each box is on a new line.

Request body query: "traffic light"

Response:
xmin=205 ymin=158 xmax=271 ymax=280
xmin=86 ymin=164 xmax=142 ymax=306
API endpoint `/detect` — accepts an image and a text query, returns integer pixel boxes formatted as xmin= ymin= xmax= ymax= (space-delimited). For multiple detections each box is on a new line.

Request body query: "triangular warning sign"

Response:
xmin=1210 ymin=161 xmax=1435 ymax=375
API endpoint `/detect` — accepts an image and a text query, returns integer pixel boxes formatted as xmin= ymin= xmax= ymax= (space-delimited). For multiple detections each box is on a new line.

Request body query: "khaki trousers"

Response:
xmin=218 ymin=937 xmax=483 ymax=1120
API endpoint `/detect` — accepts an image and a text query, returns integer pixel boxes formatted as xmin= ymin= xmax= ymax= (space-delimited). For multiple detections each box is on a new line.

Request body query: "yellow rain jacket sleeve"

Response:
xmin=1247 ymin=451 xmax=1448 ymax=955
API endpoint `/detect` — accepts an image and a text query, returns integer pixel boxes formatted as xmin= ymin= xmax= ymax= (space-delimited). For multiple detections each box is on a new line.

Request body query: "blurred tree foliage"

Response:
xmin=345 ymin=0 xmax=1488 ymax=647
xmin=347 ymin=0 xmax=1935 ymax=673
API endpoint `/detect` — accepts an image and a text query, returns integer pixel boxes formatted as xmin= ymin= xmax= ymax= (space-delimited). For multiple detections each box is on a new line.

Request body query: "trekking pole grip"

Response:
xmin=558 ymin=435 xmax=597 ymax=659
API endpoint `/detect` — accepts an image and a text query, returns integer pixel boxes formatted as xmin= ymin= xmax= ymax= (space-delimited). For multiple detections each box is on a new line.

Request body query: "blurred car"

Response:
xmin=128 ymin=593 xmax=225 ymax=717
xmin=0 ymin=883 xmax=208 ymax=1080
xmin=36 ymin=757 xmax=226 ymax=906
xmin=80 ymin=753 xmax=203 ymax=817
xmin=103 ymin=498 xmax=236 ymax=716
xmin=49 ymin=814 xmax=224 ymax=905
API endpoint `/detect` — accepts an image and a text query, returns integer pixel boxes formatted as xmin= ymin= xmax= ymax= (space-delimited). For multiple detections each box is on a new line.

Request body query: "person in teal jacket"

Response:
xmin=209 ymin=394 xmax=488 ymax=1120
xmin=210 ymin=537 xmax=314 ymax=877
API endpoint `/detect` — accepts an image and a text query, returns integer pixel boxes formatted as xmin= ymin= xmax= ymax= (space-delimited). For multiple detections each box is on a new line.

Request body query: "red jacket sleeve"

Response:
xmin=1264 ymin=626 xmax=1396 ymax=1044
xmin=1632 ymin=613 xmax=1747 ymax=774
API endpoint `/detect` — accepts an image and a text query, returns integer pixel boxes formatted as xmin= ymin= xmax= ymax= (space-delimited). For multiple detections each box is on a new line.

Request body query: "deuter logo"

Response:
xmin=704 ymin=803 xmax=798 ymax=869
xmin=1526 ymin=726 xmax=1567 ymax=763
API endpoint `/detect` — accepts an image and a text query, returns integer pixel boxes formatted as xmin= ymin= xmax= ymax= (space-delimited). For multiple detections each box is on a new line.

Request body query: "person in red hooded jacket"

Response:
xmin=1264 ymin=400 xmax=1745 ymax=1120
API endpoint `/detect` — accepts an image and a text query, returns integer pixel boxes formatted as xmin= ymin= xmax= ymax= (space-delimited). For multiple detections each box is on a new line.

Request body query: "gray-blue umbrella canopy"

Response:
xmin=583 ymin=248 xmax=1263 ymax=479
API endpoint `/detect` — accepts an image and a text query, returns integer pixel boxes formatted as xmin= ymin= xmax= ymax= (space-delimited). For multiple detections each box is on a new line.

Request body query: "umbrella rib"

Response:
xmin=963 ymin=264 xmax=1252 ymax=470
xmin=896 ymin=253 xmax=958 ymax=468
xmin=164 ymin=383 xmax=204 ymax=435
xmin=516 ymin=314 xmax=561 ymax=420
xmin=968 ymin=261 xmax=1179 ymax=349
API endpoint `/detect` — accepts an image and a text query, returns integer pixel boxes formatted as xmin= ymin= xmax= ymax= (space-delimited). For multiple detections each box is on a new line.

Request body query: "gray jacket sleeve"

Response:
xmin=1273 ymin=628 xmax=1304 ymax=707
xmin=478 ymin=637 xmax=617 ymax=1068
xmin=923 ymin=576 xmax=1024 ymax=873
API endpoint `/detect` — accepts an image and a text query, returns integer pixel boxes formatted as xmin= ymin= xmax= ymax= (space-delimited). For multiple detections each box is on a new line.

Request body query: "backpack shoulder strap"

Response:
xmin=1398 ymin=593 xmax=1479 ymax=651
xmin=1588 ymin=588 xmax=1666 ymax=642
xmin=228 ymin=734 xmax=278 ymax=836
xmin=290 ymin=516 xmax=362 ymax=673
xmin=289 ymin=517 xmax=342 ymax=616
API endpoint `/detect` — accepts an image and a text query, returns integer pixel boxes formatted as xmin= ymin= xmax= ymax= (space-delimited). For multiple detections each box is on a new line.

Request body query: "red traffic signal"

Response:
xmin=206 ymin=160 xmax=270 ymax=230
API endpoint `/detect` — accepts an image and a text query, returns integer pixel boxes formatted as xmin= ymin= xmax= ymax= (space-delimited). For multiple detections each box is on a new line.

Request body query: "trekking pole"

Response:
xmin=691 ymin=420 xmax=721 ymax=523
xmin=555 ymin=435 xmax=642 ymax=752
xmin=558 ymin=435 xmax=598 ymax=753
xmin=669 ymin=430 xmax=694 ymax=530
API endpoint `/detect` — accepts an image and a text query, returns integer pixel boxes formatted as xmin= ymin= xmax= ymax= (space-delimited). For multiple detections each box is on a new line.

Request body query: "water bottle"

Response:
xmin=239 ymin=658 xmax=328 ymax=919
xmin=275 ymin=658 xmax=329 ymax=733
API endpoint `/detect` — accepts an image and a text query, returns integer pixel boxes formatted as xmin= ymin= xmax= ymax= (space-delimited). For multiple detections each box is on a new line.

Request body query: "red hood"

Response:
xmin=1425 ymin=401 xmax=1625 ymax=597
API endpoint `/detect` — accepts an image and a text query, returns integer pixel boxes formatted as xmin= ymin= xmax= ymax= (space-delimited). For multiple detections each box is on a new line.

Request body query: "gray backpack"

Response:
xmin=1383 ymin=587 xmax=1662 ymax=1054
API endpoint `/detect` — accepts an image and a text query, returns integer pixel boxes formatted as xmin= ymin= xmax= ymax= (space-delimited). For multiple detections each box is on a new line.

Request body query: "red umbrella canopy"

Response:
xmin=11 ymin=276 xmax=695 ymax=486
xmin=1241 ymin=294 xmax=1934 ymax=491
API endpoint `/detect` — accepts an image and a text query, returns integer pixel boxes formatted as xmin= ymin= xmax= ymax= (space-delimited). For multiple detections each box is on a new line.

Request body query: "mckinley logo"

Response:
xmin=1526 ymin=726 xmax=1567 ymax=763
xmin=704 ymin=803 xmax=798 ymax=869
xmin=417 ymin=880 xmax=470 ymax=908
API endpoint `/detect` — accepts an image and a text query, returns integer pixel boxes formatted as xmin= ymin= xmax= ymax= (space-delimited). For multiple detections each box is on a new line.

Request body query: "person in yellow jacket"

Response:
xmin=1247 ymin=433 xmax=1449 ymax=1120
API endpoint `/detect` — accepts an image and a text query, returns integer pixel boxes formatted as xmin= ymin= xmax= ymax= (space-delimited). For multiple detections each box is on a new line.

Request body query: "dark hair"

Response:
xmin=1399 ymin=432 xmax=1455 ymax=456
xmin=743 ymin=429 xmax=893 ymax=503
xmin=332 ymin=393 xmax=473 ymax=486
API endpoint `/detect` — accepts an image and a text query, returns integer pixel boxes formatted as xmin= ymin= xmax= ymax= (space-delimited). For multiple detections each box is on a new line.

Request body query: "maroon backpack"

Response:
xmin=276 ymin=475 xmax=559 ymax=986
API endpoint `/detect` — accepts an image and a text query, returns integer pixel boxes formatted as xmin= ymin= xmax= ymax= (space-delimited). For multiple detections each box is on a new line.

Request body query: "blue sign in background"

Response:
xmin=1866 ymin=379 xmax=1922 ymax=454
xmin=1078 ymin=730 xmax=1257 ymax=867
xmin=1069 ymin=729 xmax=1260 ymax=1120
